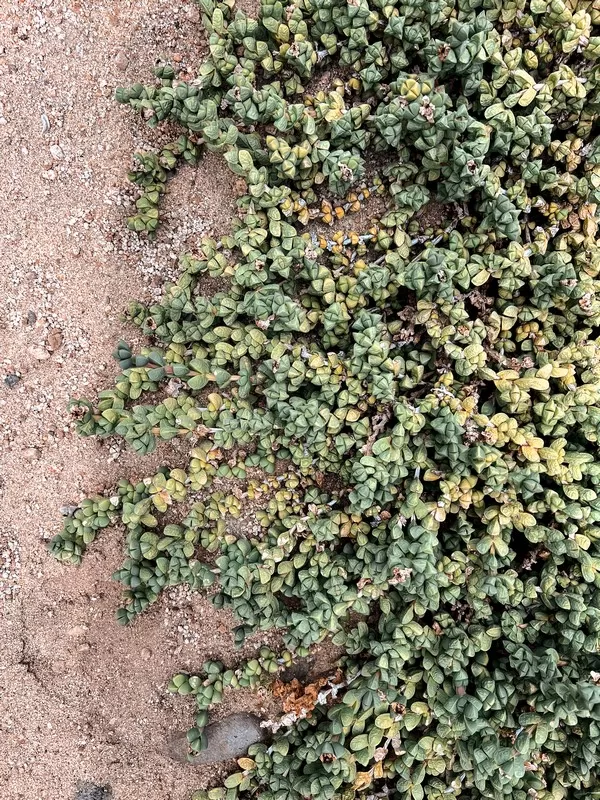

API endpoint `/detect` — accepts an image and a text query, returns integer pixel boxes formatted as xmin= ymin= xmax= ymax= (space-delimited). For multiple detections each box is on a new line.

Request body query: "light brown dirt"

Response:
xmin=0 ymin=1 xmax=266 ymax=798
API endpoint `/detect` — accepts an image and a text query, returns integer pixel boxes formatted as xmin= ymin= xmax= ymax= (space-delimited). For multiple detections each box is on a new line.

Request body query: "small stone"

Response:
xmin=26 ymin=310 xmax=37 ymax=325
xmin=77 ymin=642 xmax=91 ymax=653
xmin=167 ymin=713 xmax=267 ymax=766
xmin=141 ymin=647 xmax=152 ymax=660
xmin=29 ymin=345 xmax=50 ymax=361
xmin=4 ymin=374 xmax=20 ymax=388
xmin=74 ymin=783 xmax=112 ymax=800
xmin=67 ymin=624 xmax=88 ymax=638
xmin=47 ymin=329 xmax=63 ymax=352
xmin=50 ymin=144 xmax=64 ymax=160
xmin=185 ymin=4 xmax=200 ymax=22
xmin=115 ymin=49 xmax=128 ymax=71
xmin=23 ymin=447 xmax=41 ymax=462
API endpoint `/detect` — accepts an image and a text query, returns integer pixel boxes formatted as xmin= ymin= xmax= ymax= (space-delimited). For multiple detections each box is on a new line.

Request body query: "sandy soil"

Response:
xmin=0 ymin=1 xmax=271 ymax=797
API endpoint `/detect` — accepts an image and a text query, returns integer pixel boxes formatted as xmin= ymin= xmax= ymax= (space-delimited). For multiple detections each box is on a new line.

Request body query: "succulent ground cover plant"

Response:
xmin=50 ymin=0 xmax=600 ymax=797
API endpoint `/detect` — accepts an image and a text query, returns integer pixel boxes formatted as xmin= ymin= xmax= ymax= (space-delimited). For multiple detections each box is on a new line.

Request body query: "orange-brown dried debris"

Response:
xmin=272 ymin=677 xmax=328 ymax=718
xmin=272 ymin=670 xmax=344 ymax=718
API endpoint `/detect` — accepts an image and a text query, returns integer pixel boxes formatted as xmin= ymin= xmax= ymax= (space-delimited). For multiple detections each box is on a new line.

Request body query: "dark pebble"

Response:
xmin=4 ymin=374 xmax=20 ymax=388
xmin=74 ymin=784 xmax=112 ymax=800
